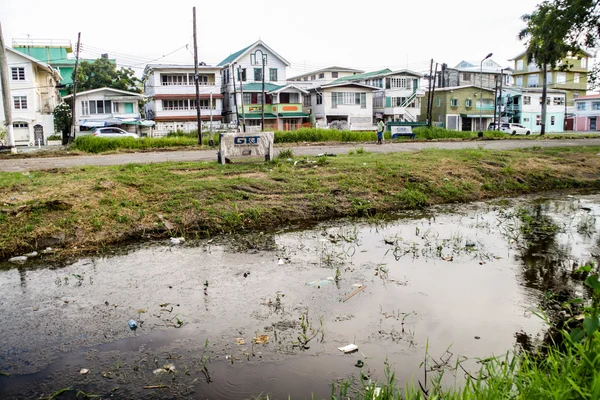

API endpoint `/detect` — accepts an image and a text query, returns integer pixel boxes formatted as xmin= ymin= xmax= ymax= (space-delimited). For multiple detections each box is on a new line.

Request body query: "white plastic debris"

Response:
xmin=80 ymin=368 xmax=89 ymax=375
xmin=24 ymin=251 xmax=39 ymax=258
xmin=338 ymin=344 xmax=359 ymax=353
xmin=278 ymin=258 xmax=285 ymax=265
xmin=170 ymin=237 xmax=185 ymax=245
xmin=41 ymin=247 xmax=55 ymax=254
xmin=8 ymin=256 xmax=27 ymax=264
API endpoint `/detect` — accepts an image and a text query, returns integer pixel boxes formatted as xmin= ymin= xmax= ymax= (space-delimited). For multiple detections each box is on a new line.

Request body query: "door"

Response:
xmin=461 ymin=117 xmax=472 ymax=131
xmin=34 ymin=125 xmax=44 ymax=145
xmin=124 ymin=103 xmax=134 ymax=114
xmin=590 ymin=117 xmax=597 ymax=131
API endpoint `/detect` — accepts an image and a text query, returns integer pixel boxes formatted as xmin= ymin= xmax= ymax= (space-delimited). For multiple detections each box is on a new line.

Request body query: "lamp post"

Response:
xmin=479 ymin=53 xmax=493 ymax=136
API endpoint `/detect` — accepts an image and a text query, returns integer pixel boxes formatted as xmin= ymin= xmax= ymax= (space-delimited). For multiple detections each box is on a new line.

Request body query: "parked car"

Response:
xmin=500 ymin=123 xmax=531 ymax=135
xmin=487 ymin=122 xmax=500 ymax=131
xmin=91 ymin=127 xmax=139 ymax=139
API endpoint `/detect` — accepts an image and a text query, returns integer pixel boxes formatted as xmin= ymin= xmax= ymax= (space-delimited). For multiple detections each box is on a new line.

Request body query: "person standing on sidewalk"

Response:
xmin=376 ymin=118 xmax=385 ymax=145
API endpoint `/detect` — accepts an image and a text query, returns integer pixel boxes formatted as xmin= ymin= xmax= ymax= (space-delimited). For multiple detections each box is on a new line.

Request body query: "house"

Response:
xmin=0 ymin=47 xmax=62 ymax=145
xmin=437 ymin=60 xmax=512 ymax=90
xmin=288 ymin=66 xmax=364 ymax=85
xmin=509 ymin=50 xmax=592 ymax=113
xmin=421 ymin=85 xmax=496 ymax=131
xmin=328 ymin=69 xmax=426 ymax=122
xmin=12 ymin=38 xmax=115 ymax=97
xmin=62 ymin=88 xmax=149 ymax=134
xmin=500 ymin=87 xmax=566 ymax=133
xmin=573 ymin=94 xmax=600 ymax=131
xmin=142 ymin=64 xmax=223 ymax=136
xmin=218 ymin=40 xmax=311 ymax=130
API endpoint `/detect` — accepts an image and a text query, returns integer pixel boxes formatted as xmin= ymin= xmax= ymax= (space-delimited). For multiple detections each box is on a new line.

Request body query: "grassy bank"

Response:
xmin=1 ymin=146 xmax=600 ymax=261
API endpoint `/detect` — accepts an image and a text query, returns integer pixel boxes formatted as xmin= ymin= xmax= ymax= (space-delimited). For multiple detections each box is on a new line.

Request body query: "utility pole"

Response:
xmin=497 ymin=69 xmax=503 ymax=130
xmin=209 ymin=91 xmax=213 ymax=146
xmin=429 ymin=63 xmax=439 ymax=127
xmin=540 ymin=63 xmax=547 ymax=135
xmin=493 ymin=74 xmax=498 ymax=130
xmin=261 ymin=55 xmax=266 ymax=131
xmin=231 ymin=63 xmax=240 ymax=131
xmin=239 ymin=66 xmax=246 ymax=132
xmin=192 ymin=7 xmax=202 ymax=145
xmin=426 ymin=59 xmax=433 ymax=127
xmin=0 ymin=22 xmax=16 ymax=153
xmin=69 ymin=32 xmax=81 ymax=144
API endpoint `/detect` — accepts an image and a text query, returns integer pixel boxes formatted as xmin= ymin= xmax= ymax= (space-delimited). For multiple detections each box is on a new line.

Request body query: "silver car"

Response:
xmin=92 ymin=127 xmax=139 ymax=139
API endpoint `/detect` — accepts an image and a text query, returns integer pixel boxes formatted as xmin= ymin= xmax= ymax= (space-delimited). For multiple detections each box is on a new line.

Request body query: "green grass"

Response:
xmin=72 ymin=136 xmax=199 ymax=153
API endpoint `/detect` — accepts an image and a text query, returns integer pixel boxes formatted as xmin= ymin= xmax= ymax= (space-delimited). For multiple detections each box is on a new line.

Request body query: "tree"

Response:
xmin=53 ymin=102 xmax=72 ymax=145
xmin=70 ymin=57 xmax=141 ymax=94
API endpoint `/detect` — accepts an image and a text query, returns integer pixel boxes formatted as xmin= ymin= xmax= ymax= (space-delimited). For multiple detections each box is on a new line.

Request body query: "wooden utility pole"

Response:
xmin=429 ymin=63 xmax=439 ymax=127
xmin=493 ymin=75 xmax=498 ymax=129
xmin=540 ymin=63 xmax=547 ymax=135
xmin=497 ymin=69 xmax=503 ymax=130
xmin=261 ymin=55 xmax=266 ymax=131
xmin=192 ymin=7 xmax=202 ymax=145
xmin=231 ymin=63 xmax=240 ymax=131
xmin=69 ymin=32 xmax=81 ymax=143
xmin=239 ymin=66 xmax=246 ymax=132
xmin=426 ymin=59 xmax=433 ymax=127
xmin=0 ymin=22 xmax=16 ymax=153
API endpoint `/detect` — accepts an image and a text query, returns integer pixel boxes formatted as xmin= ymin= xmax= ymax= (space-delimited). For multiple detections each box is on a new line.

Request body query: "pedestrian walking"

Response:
xmin=376 ymin=118 xmax=385 ymax=145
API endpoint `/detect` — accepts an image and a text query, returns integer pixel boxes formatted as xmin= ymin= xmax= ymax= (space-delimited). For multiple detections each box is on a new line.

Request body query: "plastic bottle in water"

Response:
xmin=128 ymin=319 xmax=137 ymax=330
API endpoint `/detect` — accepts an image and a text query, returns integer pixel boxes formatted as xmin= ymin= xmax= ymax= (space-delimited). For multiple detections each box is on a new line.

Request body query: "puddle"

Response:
xmin=0 ymin=193 xmax=599 ymax=399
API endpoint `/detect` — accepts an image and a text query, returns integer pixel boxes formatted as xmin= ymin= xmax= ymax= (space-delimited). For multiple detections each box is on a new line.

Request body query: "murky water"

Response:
xmin=1 ymin=194 xmax=599 ymax=399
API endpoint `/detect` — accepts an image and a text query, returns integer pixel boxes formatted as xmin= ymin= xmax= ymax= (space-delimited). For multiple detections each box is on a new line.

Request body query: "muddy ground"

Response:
xmin=1 ymin=193 xmax=599 ymax=399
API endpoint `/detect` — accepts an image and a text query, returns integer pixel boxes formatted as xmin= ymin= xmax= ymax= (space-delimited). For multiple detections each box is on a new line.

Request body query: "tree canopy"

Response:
xmin=71 ymin=57 xmax=141 ymax=94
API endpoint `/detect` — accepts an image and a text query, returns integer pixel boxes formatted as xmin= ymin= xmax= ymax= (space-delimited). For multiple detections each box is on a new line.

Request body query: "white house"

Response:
xmin=62 ymin=87 xmax=148 ymax=134
xmin=288 ymin=66 xmax=364 ymax=85
xmin=143 ymin=64 xmax=223 ymax=136
xmin=218 ymin=40 xmax=311 ymax=130
xmin=573 ymin=94 xmax=600 ymax=131
xmin=501 ymin=87 xmax=567 ymax=133
xmin=0 ymin=47 xmax=61 ymax=145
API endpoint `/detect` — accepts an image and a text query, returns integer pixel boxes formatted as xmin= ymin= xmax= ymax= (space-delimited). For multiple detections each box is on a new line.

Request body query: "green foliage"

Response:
xmin=274 ymin=128 xmax=381 ymax=143
xmin=72 ymin=136 xmax=198 ymax=153
xmin=0 ymin=126 xmax=6 ymax=145
xmin=396 ymin=189 xmax=429 ymax=208
xmin=53 ymin=102 xmax=72 ymax=136
xmin=413 ymin=127 xmax=505 ymax=139
xmin=72 ymin=58 xmax=141 ymax=93
xmin=276 ymin=149 xmax=294 ymax=159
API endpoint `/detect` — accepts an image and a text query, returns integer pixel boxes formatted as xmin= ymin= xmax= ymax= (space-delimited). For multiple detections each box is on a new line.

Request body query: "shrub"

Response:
xmin=72 ymin=136 xmax=198 ymax=153
xmin=274 ymin=128 xmax=380 ymax=143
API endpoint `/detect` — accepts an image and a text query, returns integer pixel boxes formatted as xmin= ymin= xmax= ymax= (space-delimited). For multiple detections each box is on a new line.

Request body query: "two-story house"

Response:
xmin=500 ymin=87 xmax=567 ymax=133
xmin=437 ymin=60 xmax=512 ymax=90
xmin=421 ymin=85 xmax=496 ymax=131
xmin=218 ymin=40 xmax=310 ymax=131
xmin=0 ymin=47 xmax=62 ymax=145
xmin=143 ymin=64 xmax=223 ymax=135
xmin=509 ymin=50 xmax=591 ymax=112
xmin=62 ymin=87 xmax=148 ymax=134
xmin=288 ymin=66 xmax=364 ymax=85
xmin=573 ymin=94 xmax=600 ymax=131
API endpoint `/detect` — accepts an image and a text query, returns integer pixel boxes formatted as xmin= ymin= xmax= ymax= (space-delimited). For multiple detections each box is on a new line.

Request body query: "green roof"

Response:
xmin=242 ymin=83 xmax=284 ymax=92
xmin=218 ymin=43 xmax=253 ymax=66
xmin=238 ymin=113 xmax=277 ymax=119
xmin=279 ymin=112 xmax=309 ymax=118
xmin=331 ymin=68 xmax=392 ymax=84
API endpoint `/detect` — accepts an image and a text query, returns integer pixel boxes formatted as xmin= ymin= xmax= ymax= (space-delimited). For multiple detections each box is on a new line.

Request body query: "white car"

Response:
xmin=501 ymin=123 xmax=532 ymax=135
xmin=92 ymin=127 xmax=139 ymax=139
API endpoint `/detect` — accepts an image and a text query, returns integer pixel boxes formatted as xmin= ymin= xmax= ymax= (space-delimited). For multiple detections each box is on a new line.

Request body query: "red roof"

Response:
xmin=575 ymin=94 xmax=600 ymax=101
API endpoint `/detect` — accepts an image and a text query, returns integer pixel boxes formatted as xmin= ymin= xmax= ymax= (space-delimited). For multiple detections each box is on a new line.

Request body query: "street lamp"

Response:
xmin=479 ymin=52 xmax=493 ymax=136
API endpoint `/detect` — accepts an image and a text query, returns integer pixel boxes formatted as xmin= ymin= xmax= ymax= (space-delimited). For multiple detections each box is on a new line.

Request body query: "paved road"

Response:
xmin=1 ymin=139 xmax=600 ymax=172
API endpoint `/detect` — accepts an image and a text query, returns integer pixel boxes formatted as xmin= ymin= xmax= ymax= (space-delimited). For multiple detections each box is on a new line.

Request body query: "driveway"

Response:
xmin=1 ymin=139 xmax=600 ymax=172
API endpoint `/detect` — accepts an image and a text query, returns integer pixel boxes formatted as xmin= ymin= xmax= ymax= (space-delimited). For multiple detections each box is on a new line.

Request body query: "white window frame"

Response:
xmin=465 ymin=99 xmax=472 ymax=107
xmin=450 ymin=98 xmax=459 ymax=107
xmin=11 ymin=67 xmax=25 ymax=81
xmin=556 ymin=72 xmax=566 ymax=84
xmin=81 ymin=100 xmax=90 ymax=115
xmin=113 ymin=102 xmax=120 ymax=113
xmin=303 ymin=95 xmax=312 ymax=107
xmin=574 ymin=73 xmax=580 ymax=83
xmin=516 ymin=76 xmax=523 ymax=86
xmin=523 ymin=96 xmax=531 ymax=105
xmin=516 ymin=60 xmax=524 ymax=70
xmin=592 ymin=102 xmax=600 ymax=111
xmin=13 ymin=96 xmax=28 ymax=109
xmin=577 ymin=102 xmax=586 ymax=111
xmin=581 ymin=58 xmax=587 ymax=68
xmin=528 ymin=74 xmax=539 ymax=87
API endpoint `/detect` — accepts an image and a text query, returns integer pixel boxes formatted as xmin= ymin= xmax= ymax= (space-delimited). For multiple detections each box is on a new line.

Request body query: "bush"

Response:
xmin=72 ymin=136 xmax=199 ymax=153
xmin=274 ymin=128 xmax=380 ymax=143
xmin=47 ymin=135 xmax=62 ymax=140
xmin=413 ymin=127 xmax=509 ymax=140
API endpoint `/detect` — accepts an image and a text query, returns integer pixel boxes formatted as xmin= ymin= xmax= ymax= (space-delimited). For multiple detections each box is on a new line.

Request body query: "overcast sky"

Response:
xmin=2 ymin=0 xmax=546 ymax=77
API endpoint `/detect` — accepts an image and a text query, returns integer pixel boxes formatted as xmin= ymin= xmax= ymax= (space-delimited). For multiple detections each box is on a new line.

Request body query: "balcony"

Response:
xmin=152 ymin=82 xmax=220 ymax=97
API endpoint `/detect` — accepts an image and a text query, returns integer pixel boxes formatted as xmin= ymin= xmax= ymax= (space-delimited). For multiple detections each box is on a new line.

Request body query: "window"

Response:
xmin=573 ymin=92 xmax=580 ymax=99
xmin=553 ymin=97 xmax=564 ymax=105
xmin=13 ymin=96 xmax=27 ymax=109
xmin=254 ymin=68 xmax=263 ymax=81
xmin=374 ymin=96 xmax=384 ymax=108
xmin=81 ymin=101 xmax=90 ymax=115
xmin=303 ymin=77 xmax=308 ymax=81
xmin=581 ymin=58 xmax=587 ymax=68
xmin=462 ymin=73 xmax=471 ymax=81
xmin=310 ymin=75 xmax=316 ymax=80
xmin=162 ymin=100 xmax=188 ymax=110
xmin=528 ymin=74 xmax=539 ymax=87
xmin=190 ymin=99 xmax=210 ymax=109
xmin=523 ymin=96 xmax=531 ymax=105
xmin=389 ymin=77 xmax=410 ymax=89
xmin=331 ymin=72 xmax=339 ymax=78
xmin=516 ymin=60 xmax=524 ymax=70
xmin=269 ymin=68 xmax=277 ymax=81
xmin=240 ymin=68 xmax=247 ymax=81
xmin=556 ymin=72 xmax=566 ymax=84
xmin=577 ymin=102 xmax=586 ymax=111
xmin=319 ymin=73 xmax=325 ymax=79
xmin=197 ymin=75 xmax=209 ymax=85
xmin=113 ymin=102 xmax=120 ymax=113
xmin=303 ymin=95 xmax=312 ymax=107
xmin=536 ymin=115 xmax=541 ymax=125
xmin=450 ymin=99 xmax=459 ymax=107
xmin=331 ymin=92 xmax=366 ymax=108
xmin=539 ymin=96 xmax=550 ymax=105
xmin=592 ymin=102 xmax=600 ymax=111
xmin=243 ymin=93 xmax=252 ymax=105
xmin=11 ymin=67 xmax=25 ymax=81
xmin=161 ymin=74 xmax=188 ymax=85
xmin=516 ymin=76 xmax=523 ymax=86
xmin=551 ymin=116 xmax=555 ymax=126
xmin=250 ymin=51 xmax=267 ymax=65
xmin=13 ymin=122 xmax=28 ymax=128
xmin=574 ymin=73 xmax=580 ymax=83
xmin=436 ymin=98 xmax=441 ymax=107
xmin=316 ymin=93 xmax=322 ymax=105
xmin=546 ymin=72 xmax=553 ymax=84
xmin=465 ymin=99 xmax=472 ymax=107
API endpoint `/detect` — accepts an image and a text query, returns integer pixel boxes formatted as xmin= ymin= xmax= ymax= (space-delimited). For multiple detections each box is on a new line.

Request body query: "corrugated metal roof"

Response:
xmin=218 ymin=43 xmax=254 ymax=66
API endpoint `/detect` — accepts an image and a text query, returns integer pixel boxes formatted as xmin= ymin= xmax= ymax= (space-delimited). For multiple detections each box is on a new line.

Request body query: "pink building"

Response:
xmin=573 ymin=94 xmax=600 ymax=131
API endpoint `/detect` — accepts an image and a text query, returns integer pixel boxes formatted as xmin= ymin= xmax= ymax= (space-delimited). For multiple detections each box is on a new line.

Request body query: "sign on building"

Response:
xmin=218 ymin=132 xmax=274 ymax=164
xmin=390 ymin=126 xmax=414 ymax=139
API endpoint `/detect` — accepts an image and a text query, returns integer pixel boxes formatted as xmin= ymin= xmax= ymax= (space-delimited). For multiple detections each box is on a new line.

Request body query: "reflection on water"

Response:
xmin=0 ymin=193 xmax=599 ymax=399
